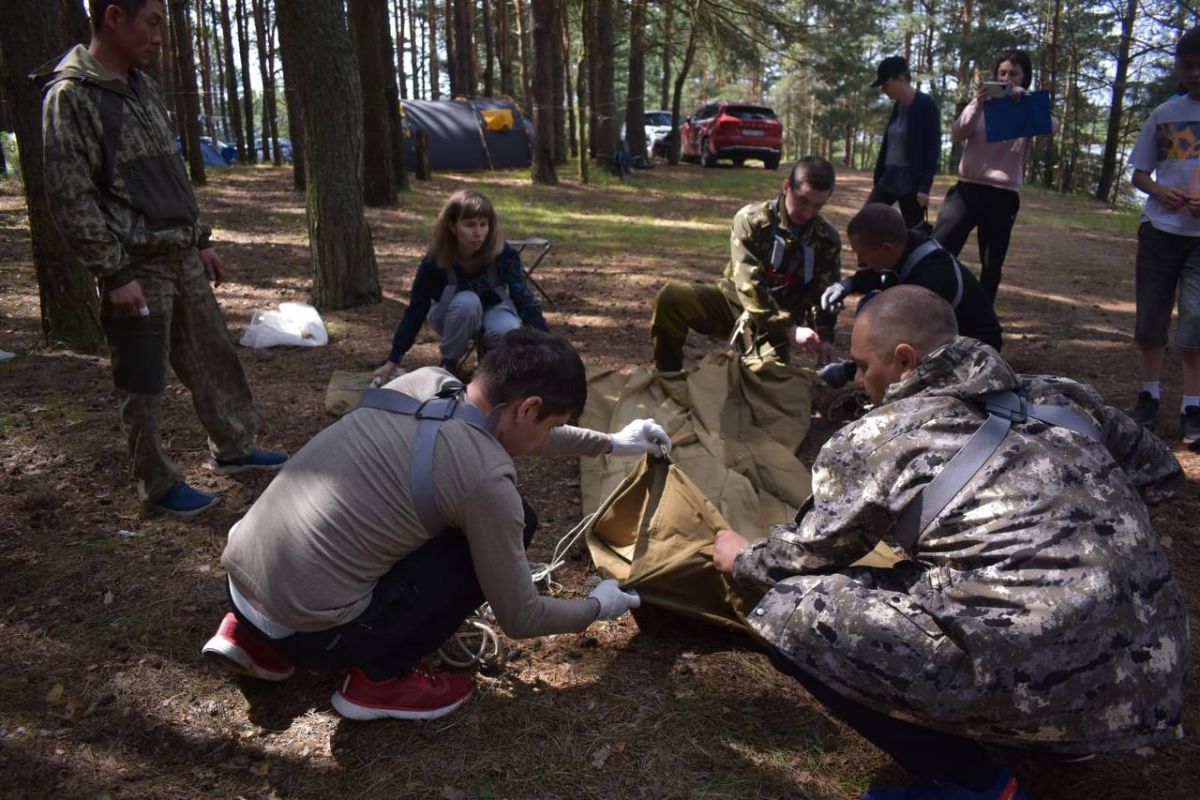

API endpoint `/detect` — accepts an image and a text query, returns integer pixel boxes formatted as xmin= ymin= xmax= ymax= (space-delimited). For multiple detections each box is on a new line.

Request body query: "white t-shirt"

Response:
xmin=1129 ymin=94 xmax=1200 ymax=236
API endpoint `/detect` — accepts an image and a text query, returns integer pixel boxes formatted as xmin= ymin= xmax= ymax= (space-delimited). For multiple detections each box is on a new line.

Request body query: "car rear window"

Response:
xmin=724 ymin=106 xmax=777 ymax=121
xmin=644 ymin=112 xmax=673 ymax=126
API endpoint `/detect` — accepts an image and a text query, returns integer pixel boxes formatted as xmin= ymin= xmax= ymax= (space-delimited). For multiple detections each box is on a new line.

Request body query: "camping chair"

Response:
xmin=508 ymin=238 xmax=554 ymax=306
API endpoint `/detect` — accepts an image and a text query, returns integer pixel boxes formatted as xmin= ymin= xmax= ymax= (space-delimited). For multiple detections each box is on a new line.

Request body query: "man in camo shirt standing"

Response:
xmin=38 ymin=0 xmax=286 ymax=516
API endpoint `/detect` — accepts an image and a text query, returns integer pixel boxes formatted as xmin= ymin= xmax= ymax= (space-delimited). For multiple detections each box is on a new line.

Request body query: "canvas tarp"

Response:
xmin=579 ymin=351 xmax=899 ymax=630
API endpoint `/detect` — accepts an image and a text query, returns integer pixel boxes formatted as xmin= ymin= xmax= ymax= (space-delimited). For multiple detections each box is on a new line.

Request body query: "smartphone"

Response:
xmin=982 ymin=81 xmax=1010 ymax=99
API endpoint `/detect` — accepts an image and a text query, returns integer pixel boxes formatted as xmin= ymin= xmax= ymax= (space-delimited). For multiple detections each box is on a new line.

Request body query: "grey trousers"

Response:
xmin=428 ymin=290 xmax=522 ymax=360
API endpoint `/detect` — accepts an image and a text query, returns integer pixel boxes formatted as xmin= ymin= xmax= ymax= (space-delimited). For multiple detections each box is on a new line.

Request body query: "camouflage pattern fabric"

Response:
xmin=39 ymin=46 xmax=255 ymax=504
xmin=38 ymin=45 xmax=210 ymax=291
xmin=716 ymin=195 xmax=842 ymax=340
xmin=732 ymin=336 xmax=1189 ymax=753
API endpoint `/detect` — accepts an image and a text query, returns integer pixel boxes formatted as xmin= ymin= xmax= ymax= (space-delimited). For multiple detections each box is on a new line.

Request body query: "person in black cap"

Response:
xmin=867 ymin=56 xmax=941 ymax=230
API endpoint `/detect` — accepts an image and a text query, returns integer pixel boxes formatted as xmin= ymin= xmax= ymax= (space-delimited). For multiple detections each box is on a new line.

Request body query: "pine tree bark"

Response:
xmin=1095 ymin=0 xmax=1136 ymax=202
xmin=393 ymin=0 xmax=407 ymax=100
xmin=551 ymin=0 xmax=566 ymax=164
xmin=576 ymin=57 xmax=588 ymax=181
xmin=513 ymin=0 xmax=532 ymax=108
xmin=195 ymin=0 xmax=217 ymax=140
xmin=349 ymin=0 xmax=397 ymax=206
xmin=265 ymin=6 xmax=281 ymax=164
xmin=667 ymin=0 xmax=701 ymax=165
xmin=59 ymin=0 xmax=92 ymax=46
xmin=276 ymin=0 xmax=306 ymax=190
xmin=659 ymin=0 xmax=672 ymax=109
xmin=1039 ymin=0 xmax=1063 ymax=187
xmin=498 ymin=0 xmax=513 ymax=97
xmin=427 ymin=0 xmax=440 ymax=99
xmin=169 ymin=0 xmax=207 ymax=184
xmin=208 ymin=0 xmax=230 ymax=141
xmin=381 ymin=1 xmax=410 ymax=190
xmin=275 ymin=0 xmax=380 ymax=309
xmin=251 ymin=0 xmax=273 ymax=163
xmin=562 ymin=7 xmax=576 ymax=158
xmin=531 ymin=0 xmax=557 ymax=184
xmin=625 ymin=0 xmax=647 ymax=162
xmin=408 ymin=0 xmax=421 ymax=98
xmin=0 ymin=0 xmax=104 ymax=351
xmin=481 ymin=0 xmax=494 ymax=96
xmin=235 ymin=0 xmax=255 ymax=161
xmin=445 ymin=0 xmax=458 ymax=96
xmin=218 ymin=0 xmax=245 ymax=159
xmin=592 ymin=0 xmax=615 ymax=167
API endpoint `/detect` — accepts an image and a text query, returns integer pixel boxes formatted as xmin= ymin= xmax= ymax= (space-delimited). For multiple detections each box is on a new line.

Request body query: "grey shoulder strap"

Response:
xmin=899 ymin=239 xmax=941 ymax=281
xmin=891 ymin=390 xmax=1102 ymax=557
xmin=356 ymin=386 xmax=492 ymax=536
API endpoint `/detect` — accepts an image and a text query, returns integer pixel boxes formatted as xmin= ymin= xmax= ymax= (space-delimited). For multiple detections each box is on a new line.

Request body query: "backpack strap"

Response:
xmin=899 ymin=238 xmax=965 ymax=310
xmin=890 ymin=390 xmax=1102 ymax=557
xmin=356 ymin=383 xmax=493 ymax=536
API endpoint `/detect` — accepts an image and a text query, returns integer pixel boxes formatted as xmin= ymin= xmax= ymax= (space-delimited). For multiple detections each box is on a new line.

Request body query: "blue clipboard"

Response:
xmin=983 ymin=91 xmax=1053 ymax=143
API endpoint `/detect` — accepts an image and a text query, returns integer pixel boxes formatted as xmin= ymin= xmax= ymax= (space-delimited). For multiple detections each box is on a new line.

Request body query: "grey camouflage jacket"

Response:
xmin=38 ymin=45 xmax=210 ymax=291
xmin=733 ymin=336 xmax=1188 ymax=752
xmin=717 ymin=196 xmax=842 ymax=341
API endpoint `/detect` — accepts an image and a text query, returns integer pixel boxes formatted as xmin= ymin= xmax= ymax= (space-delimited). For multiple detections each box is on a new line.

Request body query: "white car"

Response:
xmin=621 ymin=110 xmax=676 ymax=156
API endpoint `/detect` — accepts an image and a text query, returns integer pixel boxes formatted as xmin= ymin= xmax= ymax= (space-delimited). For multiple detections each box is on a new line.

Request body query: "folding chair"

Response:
xmin=508 ymin=238 xmax=554 ymax=306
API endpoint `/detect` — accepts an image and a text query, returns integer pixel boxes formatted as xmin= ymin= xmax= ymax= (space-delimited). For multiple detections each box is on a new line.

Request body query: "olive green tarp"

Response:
xmin=579 ymin=351 xmax=897 ymax=631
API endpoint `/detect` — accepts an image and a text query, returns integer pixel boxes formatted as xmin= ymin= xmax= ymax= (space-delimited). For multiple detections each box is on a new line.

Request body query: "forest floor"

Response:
xmin=0 ymin=161 xmax=1197 ymax=800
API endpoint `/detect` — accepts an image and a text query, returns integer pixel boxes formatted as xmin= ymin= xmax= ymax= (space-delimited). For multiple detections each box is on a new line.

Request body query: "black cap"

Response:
xmin=871 ymin=56 xmax=909 ymax=87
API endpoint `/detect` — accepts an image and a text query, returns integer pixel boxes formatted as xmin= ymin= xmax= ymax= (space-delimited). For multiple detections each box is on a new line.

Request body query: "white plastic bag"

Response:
xmin=239 ymin=302 xmax=329 ymax=348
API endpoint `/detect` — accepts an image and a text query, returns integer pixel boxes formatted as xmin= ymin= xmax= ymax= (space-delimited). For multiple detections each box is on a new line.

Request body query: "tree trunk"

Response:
xmin=498 ymin=0 xmax=513 ymax=97
xmin=408 ymin=0 xmax=422 ymax=98
xmin=551 ymin=0 xmax=566 ymax=164
xmin=251 ymin=0 xmax=273 ymax=163
xmin=219 ymin=0 xmax=245 ymax=159
xmin=169 ymin=0 xmax=208 ymax=184
xmin=381 ymin=0 xmax=410 ymax=190
xmin=531 ymin=0 xmax=557 ymax=184
xmin=276 ymin=0 xmax=306 ymax=190
xmin=0 ymin=0 xmax=104 ymax=351
xmin=445 ymin=0 xmax=458 ymax=96
xmin=667 ymin=0 xmax=701 ymax=165
xmin=1039 ymin=0 xmax=1062 ymax=188
xmin=562 ymin=6 xmax=576 ymax=158
xmin=947 ymin=0 xmax=974 ymax=175
xmin=576 ymin=57 xmax=588 ymax=181
xmin=235 ymin=0 xmax=255 ymax=161
xmin=592 ymin=0 xmax=615 ymax=167
xmin=195 ymin=0 xmax=217 ymax=141
xmin=209 ymin=0 xmax=230 ymax=142
xmin=393 ymin=0 xmax=407 ymax=100
xmin=427 ymin=0 xmax=440 ymax=99
xmin=59 ymin=0 xmax=92 ymax=45
xmin=349 ymin=0 xmax=397 ymax=206
xmin=625 ymin=0 xmax=647 ymax=162
xmin=481 ymin=0 xmax=494 ymax=96
xmin=275 ymin=0 xmax=380 ymax=309
xmin=1095 ymin=0 xmax=1136 ymax=202
xmin=659 ymin=0 xmax=673 ymax=109
xmin=585 ymin=0 xmax=597 ymax=157
xmin=513 ymin=0 xmax=532 ymax=109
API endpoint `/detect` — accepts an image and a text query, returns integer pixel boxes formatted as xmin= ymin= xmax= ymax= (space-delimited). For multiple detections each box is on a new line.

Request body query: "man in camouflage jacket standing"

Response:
xmin=714 ymin=285 xmax=1188 ymax=800
xmin=650 ymin=156 xmax=843 ymax=371
xmin=38 ymin=0 xmax=286 ymax=516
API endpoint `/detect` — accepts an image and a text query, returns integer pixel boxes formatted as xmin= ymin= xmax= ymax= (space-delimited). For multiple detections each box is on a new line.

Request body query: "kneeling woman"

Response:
xmin=374 ymin=190 xmax=548 ymax=381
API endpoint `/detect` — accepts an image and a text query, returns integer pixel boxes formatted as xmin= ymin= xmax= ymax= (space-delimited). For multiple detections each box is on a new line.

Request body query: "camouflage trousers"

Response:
xmin=100 ymin=249 xmax=256 ymax=504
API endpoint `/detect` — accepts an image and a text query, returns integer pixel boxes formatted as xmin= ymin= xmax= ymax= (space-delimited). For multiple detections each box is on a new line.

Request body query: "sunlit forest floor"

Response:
xmin=0 ymin=162 xmax=1196 ymax=799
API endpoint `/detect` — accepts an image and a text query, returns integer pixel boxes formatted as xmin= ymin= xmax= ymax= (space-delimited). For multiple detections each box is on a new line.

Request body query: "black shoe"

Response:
xmin=1182 ymin=405 xmax=1200 ymax=448
xmin=1129 ymin=391 xmax=1159 ymax=429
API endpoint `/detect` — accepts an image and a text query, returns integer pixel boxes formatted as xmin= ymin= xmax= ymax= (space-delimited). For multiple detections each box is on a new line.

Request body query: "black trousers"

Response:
xmin=232 ymin=500 xmax=538 ymax=681
xmin=932 ymin=181 xmax=1021 ymax=304
xmin=866 ymin=183 xmax=927 ymax=230
xmin=768 ymin=649 xmax=1000 ymax=790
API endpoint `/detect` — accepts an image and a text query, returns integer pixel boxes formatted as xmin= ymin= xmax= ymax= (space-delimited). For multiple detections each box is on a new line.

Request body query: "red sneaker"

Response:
xmin=201 ymin=613 xmax=295 ymax=682
xmin=331 ymin=665 xmax=473 ymax=721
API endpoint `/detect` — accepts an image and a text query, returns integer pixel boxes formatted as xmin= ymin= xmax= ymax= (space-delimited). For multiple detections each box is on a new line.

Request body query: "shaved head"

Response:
xmin=856 ymin=285 xmax=958 ymax=358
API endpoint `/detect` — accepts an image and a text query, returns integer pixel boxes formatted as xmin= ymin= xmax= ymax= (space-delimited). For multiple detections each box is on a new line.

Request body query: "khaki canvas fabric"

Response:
xmin=581 ymin=351 xmax=897 ymax=630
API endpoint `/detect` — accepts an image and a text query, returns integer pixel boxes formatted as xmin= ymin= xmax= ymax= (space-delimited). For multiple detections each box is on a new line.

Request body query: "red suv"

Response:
xmin=680 ymin=102 xmax=783 ymax=169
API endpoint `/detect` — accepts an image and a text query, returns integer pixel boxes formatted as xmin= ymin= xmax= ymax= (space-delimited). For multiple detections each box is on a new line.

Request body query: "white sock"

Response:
xmin=1142 ymin=381 xmax=1161 ymax=399
xmin=1183 ymin=394 xmax=1200 ymax=411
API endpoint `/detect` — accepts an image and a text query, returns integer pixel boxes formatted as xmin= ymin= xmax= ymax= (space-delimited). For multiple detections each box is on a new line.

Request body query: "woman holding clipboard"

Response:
xmin=933 ymin=49 xmax=1056 ymax=304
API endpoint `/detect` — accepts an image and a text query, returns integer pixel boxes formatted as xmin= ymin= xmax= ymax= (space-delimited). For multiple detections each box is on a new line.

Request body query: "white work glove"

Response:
xmin=609 ymin=418 xmax=672 ymax=457
xmin=588 ymin=578 xmax=642 ymax=621
xmin=820 ymin=281 xmax=849 ymax=313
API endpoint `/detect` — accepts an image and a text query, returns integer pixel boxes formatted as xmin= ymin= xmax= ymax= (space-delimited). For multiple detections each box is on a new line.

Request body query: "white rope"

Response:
xmin=438 ymin=464 xmax=634 ymax=668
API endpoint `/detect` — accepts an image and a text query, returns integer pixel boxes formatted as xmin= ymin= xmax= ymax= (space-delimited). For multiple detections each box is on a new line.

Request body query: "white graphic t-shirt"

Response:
xmin=1129 ymin=94 xmax=1200 ymax=236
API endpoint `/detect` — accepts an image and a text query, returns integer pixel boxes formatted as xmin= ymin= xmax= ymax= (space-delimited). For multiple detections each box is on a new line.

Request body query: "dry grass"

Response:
xmin=0 ymin=163 xmax=1197 ymax=799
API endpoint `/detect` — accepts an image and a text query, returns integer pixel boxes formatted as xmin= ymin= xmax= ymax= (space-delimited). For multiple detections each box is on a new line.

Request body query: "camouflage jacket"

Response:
xmin=717 ymin=196 xmax=842 ymax=341
xmin=37 ymin=45 xmax=210 ymax=291
xmin=733 ymin=337 xmax=1188 ymax=752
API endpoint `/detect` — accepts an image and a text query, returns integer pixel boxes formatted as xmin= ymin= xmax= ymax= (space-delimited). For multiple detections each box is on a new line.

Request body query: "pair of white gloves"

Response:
xmin=586 ymin=417 xmax=672 ymax=621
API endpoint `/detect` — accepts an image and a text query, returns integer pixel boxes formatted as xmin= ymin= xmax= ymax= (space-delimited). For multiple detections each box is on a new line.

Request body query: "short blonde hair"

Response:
xmin=430 ymin=190 xmax=504 ymax=270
